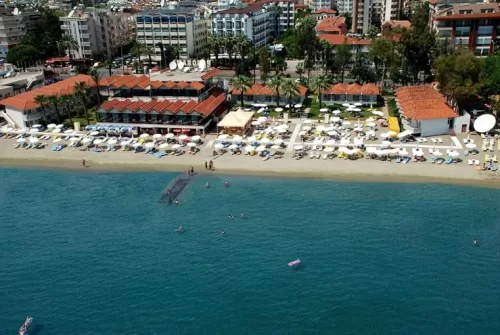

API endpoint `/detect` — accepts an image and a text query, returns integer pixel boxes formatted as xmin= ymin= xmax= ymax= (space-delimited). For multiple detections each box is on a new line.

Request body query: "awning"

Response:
xmin=217 ymin=110 xmax=255 ymax=128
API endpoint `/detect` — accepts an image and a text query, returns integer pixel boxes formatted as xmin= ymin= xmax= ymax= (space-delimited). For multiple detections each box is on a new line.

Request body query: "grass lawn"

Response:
xmin=63 ymin=108 xmax=97 ymax=127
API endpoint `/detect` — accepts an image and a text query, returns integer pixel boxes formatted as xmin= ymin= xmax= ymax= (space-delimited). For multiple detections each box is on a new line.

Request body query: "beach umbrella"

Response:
xmin=466 ymin=143 xmax=477 ymax=149
xmin=275 ymin=107 xmax=283 ymax=112
xmin=448 ymin=151 xmax=460 ymax=157
xmin=302 ymin=119 xmax=312 ymax=124
xmin=90 ymin=131 xmax=99 ymax=136
xmin=366 ymin=130 xmax=376 ymax=137
xmin=153 ymin=134 xmax=163 ymax=139
xmin=107 ymin=139 xmax=118 ymax=145
xmin=340 ymin=138 xmax=350 ymax=144
xmin=293 ymin=145 xmax=304 ymax=150
xmin=365 ymin=147 xmax=376 ymax=153
xmin=398 ymin=148 xmax=408 ymax=155
xmin=354 ymin=138 xmax=364 ymax=145
xmin=52 ymin=128 xmax=62 ymax=133
xmin=16 ymin=128 xmax=28 ymax=133
xmin=274 ymin=139 xmax=283 ymax=145
xmin=69 ymin=137 xmax=80 ymax=142
xmin=140 ymin=133 xmax=149 ymax=139
xmin=178 ymin=134 xmax=188 ymax=141
xmin=29 ymin=128 xmax=39 ymax=133
xmin=53 ymin=138 xmax=62 ymax=143
xmin=232 ymin=135 xmax=243 ymax=142
xmin=314 ymin=138 xmax=323 ymax=145
xmin=332 ymin=110 xmax=341 ymax=115
xmin=82 ymin=137 xmax=93 ymax=144
xmin=55 ymin=124 xmax=64 ymax=129
xmin=354 ymin=126 xmax=363 ymax=132
xmin=342 ymin=103 xmax=350 ymax=107
xmin=325 ymin=139 xmax=336 ymax=146
xmin=228 ymin=144 xmax=239 ymax=149
xmin=172 ymin=144 xmax=181 ymax=149
xmin=214 ymin=143 xmax=224 ymax=149
xmin=316 ymin=125 xmax=326 ymax=132
xmin=258 ymin=116 xmax=267 ymax=123
xmin=251 ymin=121 xmax=261 ymax=126
xmin=381 ymin=140 xmax=392 ymax=146
xmin=271 ymin=145 xmax=281 ymax=149
xmin=366 ymin=117 xmax=376 ymax=122
xmin=380 ymin=133 xmax=389 ymax=138
xmin=191 ymin=135 xmax=201 ymax=142
xmin=32 ymin=124 xmax=42 ymax=128
xmin=433 ymin=150 xmax=443 ymax=156
xmin=144 ymin=142 xmax=155 ymax=148
xmin=247 ymin=136 xmax=257 ymax=142
xmin=342 ymin=121 xmax=351 ymax=126
xmin=120 ymin=140 xmax=132 ymax=146
xmin=328 ymin=130 xmax=338 ymax=136
xmin=366 ymin=122 xmax=376 ymax=128
xmin=332 ymin=117 xmax=341 ymax=122
xmin=17 ymin=138 xmax=26 ymax=143
xmin=298 ymin=131 xmax=307 ymax=136
xmin=276 ymin=128 xmax=286 ymax=134
xmin=245 ymin=145 xmax=255 ymax=152
xmin=186 ymin=142 xmax=196 ymax=147
xmin=413 ymin=150 xmax=424 ymax=157
xmin=47 ymin=123 xmax=56 ymax=129
xmin=260 ymin=138 xmax=270 ymax=144
xmin=217 ymin=134 xmax=228 ymax=140
xmin=165 ymin=133 xmax=175 ymax=139
xmin=159 ymin=143 xmax=169 ymax=149
xmin=372 ymin=111 xmax=384 ymax=116
xmin=64 ymin=129 xmax=74 ymax=134
xmin=133 ymin=142 xmax=142 ymax=148
xmin=302 ymin=126 xmax=312 ymax=131
xmin=256 ymin=145 xmax=266 ymax=152
xmin=354 ymin=102 xmax=363 ymax=106
xmin=93 ymin=139 xmax=104 ymax=145
xmin=387 ymin=131 xmax=398 ymax=137
xmin=320 ymin=108 xmax=329 ymax=113
xmin=323 ymin=147 xmax=334 ymax=152
xmin=294 ymin=104 xmax=302 ymax=109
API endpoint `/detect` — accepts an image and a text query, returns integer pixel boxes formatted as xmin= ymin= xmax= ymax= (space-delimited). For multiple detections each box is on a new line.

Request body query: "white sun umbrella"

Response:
xmin=332 ymin=117 xmax=341 ymax=122
xmin=32 ymin=124 xmax=42 ymax=128
xmin=366 ymin=146 xmax=377 ymax=153
xmin=153 ymin=134 xmax=163 ymax=139
xmin=276 ymin=128 xmax=287 ymax=134
xmin=228 ymin=143 xmax=239 ymax=149
xmin=217 ymin=134 xmax=228 ymax=140
xmin=256 ymin=145 xmax=266 ymax=152
xmin=47 ymin=123 xmax=56 ymax=129
xmin=29 ymin=137 xmax=39 ymax=143
xmin=320 ymin=108 xmax=329 ymax=113
xmin=413 ymin=150 xmax=424 ymax=157
xmin=270 ymin=145 xmax=280 ymax=149
xmin=388 ymin=131 xmax=398 ymax=137
xmin=314 ymin=138 xmax=323 ymax=145
xmin=366 ymin=117 xmax=376 ymax=123
xmin=293 ymin=104 xmax=302 ymax=109
xmin=143 ymin=142 xmax=154 ymax=148
xmin=93 ymin=139 xmax=104 ymax=145
xmin=293 ymin=145 xmax=304 ymax=150
xmin=159 ymin=143 xmax=169 ymax=149
xmin=302 ymin=126 xmax=312 ymax=131
xmin=64 ymin=129 xmax=74 ymax=134
xmin=258 ymin=116 xmax=267 ymax=123
xmin=55 ymin=124 xmax=64 ymax=129
xmin=191 ymin=135 xmax=201 ymax=142
xmin=381 ymin=140 xmax=392 ymax=146
xmin=354 ymin=126 xmax=363 ymax=132
xmin=17 ymin=138 xmax=26 ymax=143
xmin=353 ymin=108 xmax=362 ymax=112
xmin=275 ymin=107 xmax=284 ymax=112
xmin=342 ymin=103 xmax=350 ymax=107
xmin=52 ymin=128 xmax=62 ymax=134
xmin=214 ymin=143 xmax=225 ymax=149
xmin=178 ymin=134 xmax=188 ymax=141
xmin=433 ymin=150 xmax=443 ymax=156
xmin=140 ymin=133 xmax=149 ymax=139
xmin=326 ymin=139 xmax=336 ymax=146
xmin=328 ymin=130 xmax=338 ymax=136
xmin=340 ymin=138 xmax=350 ymax=144
xmin=29 ymin=128 xmax=39 ymax=133
xmin=354 ymin=102 xmax=363 ymax=106
xmin=251 ymin=121 xmax=261 ymax=126
xmin=332 ymin=110 xmax=341 ymax=115
xmin=273 ymin=138 xmax=283 ymax=145
xmin=351 ymin=148 xmax=360 ymax=154
xmin=346 ymin=107 xmax=356 ymax=111
xmin=380 ymin=133 xmax=390 ymax=138
xmin=354 ymin=138 xmax=364 ymax=145
xmin=316 ymin=125 xmax=326 ymax=132
xmin=298 ymin=131 xmax=307 ymax=136
xmin=69 ymin=137 xmax=80 ymax=142
xmin=172 ymin=144 xmax=181 ymax=149
xmin=165 ymin=133 xmax=175 ymax=139
xmin=302 ymin=119 xmax=312 ymax=124
xmin=366 ymin=122 xmax=376 ymax=128
xmin=323 ymin=147 xmax=334 ymax=152
xmin=133 ymin=142 xmax=142 ymax=148
xmin=82 ymin=137 xmax=93 ymax=144
xmin=466 ymin=143 xmax=477 ymax=149
xmin=366 ymin=130 xmax=376 ymax=137
xmin=339 ymin=147 xmax=348 ymax=153
xmin=264 ymin=127 xmax=274 ymax=133
xmin=448 ymin=150 xmax=460 ymax=157
xmin=107 ymin=138 xmax=118 ymax=145
xmin=17 ymin=128 xmax=28 ymax=133
xmin=372 ymin=111 xmax=384 ymax=116
xmin=260 ymin=138 xmax=270 ymax=144
xmin=90 ymin=131 xmax=99 ymax=136
xmin=120 ymin=139 xmax=132 ymax=146
xmin=398 ymin=148 xmax=409 ymax=155
xmin=342 ymin=121 xmax=351 ymax=126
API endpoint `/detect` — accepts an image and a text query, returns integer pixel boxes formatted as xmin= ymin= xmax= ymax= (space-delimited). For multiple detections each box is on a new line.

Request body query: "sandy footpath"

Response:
xmin=1 ymin=138 xmax=499 ymax=188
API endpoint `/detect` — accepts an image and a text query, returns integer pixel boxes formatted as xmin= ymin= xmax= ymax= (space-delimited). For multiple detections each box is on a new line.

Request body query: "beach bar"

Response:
xmin=217 ymin=110 xmax=255 ymax=135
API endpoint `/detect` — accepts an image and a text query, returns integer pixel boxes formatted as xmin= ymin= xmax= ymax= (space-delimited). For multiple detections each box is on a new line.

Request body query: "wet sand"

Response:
xmin=1 ymin=138 xmax=499 ymax=188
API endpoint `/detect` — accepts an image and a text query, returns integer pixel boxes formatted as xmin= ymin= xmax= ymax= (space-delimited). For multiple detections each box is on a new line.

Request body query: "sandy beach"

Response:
xmin=1 ymin=136 xmax=500 ymax=188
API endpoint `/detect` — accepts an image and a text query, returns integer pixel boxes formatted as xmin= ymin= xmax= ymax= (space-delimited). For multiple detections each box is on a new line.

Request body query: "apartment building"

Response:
xmin=212 ymin=3 xmax=271 ymax=48
xmin=136 ymin=6 xmax=210 ymax=60
xmin=261 ymin=0 xmax=295 ymax=37
xmin=309 ymin=0 xmax=334 ymax=11
xmin=60 ymin=7 xmax=134 ymax=59
xmin=0 ymin=5 xmax=40 ymax=61
xmin=430 ymin=3 xmax=500 ymax=56
xmin=336 ymin=0 xmax=354 ymax=16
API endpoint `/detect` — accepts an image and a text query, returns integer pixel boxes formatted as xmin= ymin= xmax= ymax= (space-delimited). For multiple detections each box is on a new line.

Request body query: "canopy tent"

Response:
xmin=217 ymin=110 xmax=255 ymax=135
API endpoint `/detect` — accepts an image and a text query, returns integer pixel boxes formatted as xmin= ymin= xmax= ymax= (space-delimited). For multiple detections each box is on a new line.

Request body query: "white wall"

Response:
xmin=5 ymin=107 xmax=25 ymax=128
xmin=453 ymin=112 xmax=470 ymax=134
xmin=420 ymin=118 xmax=450 ymax=137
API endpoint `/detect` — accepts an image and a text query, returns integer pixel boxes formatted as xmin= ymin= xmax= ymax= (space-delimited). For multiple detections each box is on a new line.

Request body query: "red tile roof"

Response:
xmin=321 ymin=83 xmax=380 ymax=95
xmin=395 ymin=86 xmax=457 ymax=120
xmin=315 ymin=17 xmax=346 ymax=34
xmin=382 ymin=20 xmax=412 ymax=30
xmin=104 ymin=75 xmax=206 ymax=91
xmin=312 ymin=8 xmax=337 ymax=14
xmin=319 ymin=34 xmax=371 ymax=46
xmin=0 ymin=75 xmax=95 ymax=110
xmin=231 ymin=83 xmax=308 ymax=97
xmin=98 ymin=95 xmax=226 ymax=117
xmin=201 ymin=68 xmax=221 ymax=80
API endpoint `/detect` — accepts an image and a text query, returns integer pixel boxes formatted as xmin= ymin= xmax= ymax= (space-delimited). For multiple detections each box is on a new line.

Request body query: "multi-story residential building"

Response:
xmin=212 ymin=3 xmax=271 ymax=48
xmin=0 ymin=5 xmax=26 ymax=61
xmin=60 ymin=7 xmax=134 ymax=59
xmin=430 ymin=3 xmax=500 ymax=56
xmin=310 ymin=0 xmax=333 ymax=11
xmin=336 ymin=0 xmax=354 ymax=16
xmin=260 ymin=0 xmax=295 ymax=37
xmin=136 ymin=6 xmax=210 ymax=60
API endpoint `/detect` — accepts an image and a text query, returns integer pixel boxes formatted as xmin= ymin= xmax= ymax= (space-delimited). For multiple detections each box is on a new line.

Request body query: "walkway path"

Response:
xmin=287 ymin=124 xmax=302 ymax=152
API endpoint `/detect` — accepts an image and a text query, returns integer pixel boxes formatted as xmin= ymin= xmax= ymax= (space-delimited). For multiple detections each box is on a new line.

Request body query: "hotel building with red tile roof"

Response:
xmin=315 ymin=17 xmax=347 ymax=35
xmin=319 ymin=83 xmax=380 ymax=105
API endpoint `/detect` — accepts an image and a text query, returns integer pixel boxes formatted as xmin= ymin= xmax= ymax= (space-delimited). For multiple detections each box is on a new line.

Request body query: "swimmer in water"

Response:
xmin=474 ymin=239 xmax=478 ymax=246
xmin=176 ymin=225 xmax=183 ymax=233
xmin=221 ymin=230 xmax=226 ymax=236
xmin=206 ymin=183 xmax=210 ymax=188
xmin=240 ymin=213 xmax=244 ymax=219
xmin=174 ymin=199 xmax=180 ymax=205
xmin=228 ymin=214 xmax=234 ymax=220
xmin=224 ymin=180 xmax=229 ymax=187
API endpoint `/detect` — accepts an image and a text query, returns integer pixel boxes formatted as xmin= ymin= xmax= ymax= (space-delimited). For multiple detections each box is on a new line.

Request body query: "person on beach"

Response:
xmin=82 ymin=159 xmax=86 ymax=167
xmin=225 ymin=180 xmax=229 ymax=187
xmin=205 ymin=161 xmax=208 ymax=170
xmin=190 ymin=166 xmax=194 ymax=174
xmin=176 ymin=225 xmax=184 ymax=233
xmin=209 ymin=160 xmax=214 ymax=170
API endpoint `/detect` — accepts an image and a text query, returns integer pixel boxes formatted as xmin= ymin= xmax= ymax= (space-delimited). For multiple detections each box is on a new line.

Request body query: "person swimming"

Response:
xmin=474 ymin=239 xmax=478 ymax=246
xmin=240 ymin=213 xmax=244 ymax=219
xmin=176 ymin=225 xmax=184 ymax=233
xmin=224 ymin=180 xmax=229 ymax=187
xmin=174 ymin=199 xmax=180 ymax=205
xmin=221 ymin=230 xmax=226 ymax=236
xmin=206 ymin=183 xmax=210 ymax=188
xmin=228 ymin=214 xmax=234 ymax=220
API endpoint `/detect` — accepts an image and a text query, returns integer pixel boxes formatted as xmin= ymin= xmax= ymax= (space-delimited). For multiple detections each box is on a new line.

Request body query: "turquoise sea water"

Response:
xmin=1 ymin=168 xmax=500 ymax=334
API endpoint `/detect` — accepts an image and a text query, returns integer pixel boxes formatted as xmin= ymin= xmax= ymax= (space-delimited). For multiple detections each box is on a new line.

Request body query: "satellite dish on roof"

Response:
xmin=199 ymin=59 xmax=206 ymax=71
xmin=169 ymin=61 xmax=177 ymax=70
xmin=177 ymin=60 xmax=185 ymax=71
xmin=473 ymin=114 xmax=496 ymax=133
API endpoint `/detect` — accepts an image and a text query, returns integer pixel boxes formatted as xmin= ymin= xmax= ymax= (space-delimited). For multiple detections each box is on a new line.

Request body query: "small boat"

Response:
xmin=19 ymin=316 xmax=32 ymax=335
xmin=288 ymin=259 xmax=301 ymax=268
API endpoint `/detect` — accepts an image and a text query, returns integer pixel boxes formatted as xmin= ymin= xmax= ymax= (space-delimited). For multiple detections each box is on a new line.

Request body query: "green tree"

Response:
xmin=6 ymin=45 xmax=38 ymax=69
xmin=209 ymin=34 xmax=222 ymax=63
xmin=311 ymin=75 xmax=331 ymax=109
xmin=351 ymin=53 xmax=376 ymax=84
xmin=368 ymin=38 xmax=396 ymax=85
xmin=268 ymin=75 xmax=285 ymax=107
xmin=33 ymin=95 xmax=49 ymax=124
xmin=281 ymin=79 xmax=300 ymax=115
xmin=156 ymin=42 xmax=165 ymax=68
xmin=73 ymin=82 xmax=91 ymax=125
xmin=481 ymin=55 xmax=500 ymax=98
xmin=295 ymin=65 xmax=304 ymax=81
xmin=104 ymin=59 xmax=113 ymax=76
xmin=343 ymin=13 xmax=352 ymax=31
xmin=89 ymin=69 xmax=103 ymax=105
xmin=335 ymin=41 xmax=352 ymax=82
xmin=60 ymin=35 xmax=79 ymax=59
xmin=48 ymin=95 xmax=62 ymax=124
xmin=435 ymin=51 xmax=483 ymax=106
xmin=259 ymin=48 xmax=271 ymax=83
xmin=231 ymin=76 xmax=252 ymax=106
xmin=60 ymin=94 xmax=74 ymax=126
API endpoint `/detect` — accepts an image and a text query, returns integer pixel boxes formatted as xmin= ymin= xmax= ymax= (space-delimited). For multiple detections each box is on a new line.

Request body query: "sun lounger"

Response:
xmin=322 ymin=154 xmax=328 ymax=159
xmin=309 ymin=151 xmax=315 ymax=159
xmin=396 ymin=156 xmax=401 ymax=163
xmin=430 ymin=157 xmax=436 ymax=163
xmin=468 ymin=159 xmax=473 ymax=165
xmin=431 ymin=138 xmax=437 ymax=143
xmin=436 ymin=158 xmax=444 ymax=164
xmin=445 ymin=156 xmax=453 ymax=164
xmin=474 ymin=160 xmax=480 ymax=166
xmin=493 ymin=155 xmax=498 ymax=163
xmin=437 ymin=138 xmax=443 ymax=143
xmin=485 ymin=154 xmax=491 ymax=162
xmin=403 ymin=156 xmax=410 ymax=164
xmin=463 ymin=151 xmax=469 ymax=156
xmin=315 ymin=152 xmax=321 ymax=159
xmin=489 ymin=143 xmax=495 ymax=151
xmin=482 ymin=143 xmax=487 ymax=151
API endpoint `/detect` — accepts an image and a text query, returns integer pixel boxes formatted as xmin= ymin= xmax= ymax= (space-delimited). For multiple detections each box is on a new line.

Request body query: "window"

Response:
xmin=480 ymin=9 xmax=494 ymax=14
xmin=477 ymin=26 xmax=493 ymax=36
xmin=476 ymin=36 xmax=491 ymax=46
xmin=153 ymin=16 xmax=160 ymax=23
xmin=161 ymin=16 xmax=169 ymax=23
xmin=144 ymin=16 xmax=152 ymax=23
xmin=458 ymin=10 xmax=472 ymax=14
xmin=137 ymin=16 xmax=144 ymax=23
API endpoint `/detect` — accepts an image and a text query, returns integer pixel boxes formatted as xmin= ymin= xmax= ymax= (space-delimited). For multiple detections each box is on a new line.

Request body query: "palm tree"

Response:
xmin=156 ymin=42 xmax=165 ymax=68
xmin=319 ymin=40 xmax=333 ymax=75
xmin=74 ymin=82 xmax=91 ymax=125
xmin=33 ymin=95 xmax=49 ymax=124
xmin=231 ymin=76 xmax=252 ymax=107
xmin=47 ymin=95 xmax=62 ymax=124
xmin=60 ymin=94 xmax=74 ymax=126
xmin=223 ymin=35 xmax=236 ymax=68
xmin=60 ymin=35 xmax=79 ymax=59
xmin=89 ymin=69 xmax=103 ymax=104
xmin=281 ymin=79 xmax=300 ymax=115
xmin=234 ymin=35 xmax=252 ymax=69
xmin=311 ymin=76 xmax=331 ymax=109
xmin=295 ymin=66 xmax=304 ymax=82
xmin=104 ymin=59 xmax=113 ymax=76
xmin=268 ymin=75 xmax=285 ymax=107
xmin=208 ymin=34 xmax=222 ymax=63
